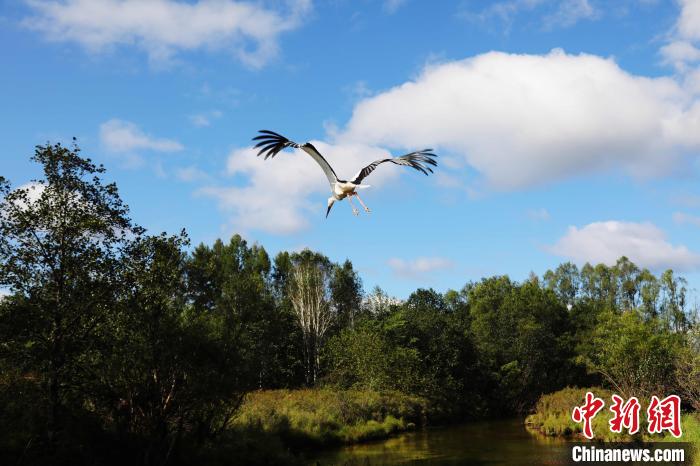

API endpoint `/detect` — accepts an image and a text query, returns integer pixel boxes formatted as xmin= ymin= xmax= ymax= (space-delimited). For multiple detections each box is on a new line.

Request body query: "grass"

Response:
xmin=665 ymin=412 xmax=700 ymax=444
xmin=526 ymin=387 xmax=616 ymax=439
xmin=231 ymin=388 xmax=428 ymax=448
xmin=664 ymin=412 xmax=700 ymax=465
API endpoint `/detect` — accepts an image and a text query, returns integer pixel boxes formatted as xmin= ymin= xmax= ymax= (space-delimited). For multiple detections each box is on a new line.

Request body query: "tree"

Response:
xmin=675 ymin=325 xmax=700 ymax=411
xmin=660 ymin=269 xmax=689 ymax=332
xmin=543 ymin=262 xmax=580 ymax=306
xmin=585 ymin=309 xmax=680 ymax=398
xmin=374 ymin=289 xmax=484 ymax=418
xmin=364 ymin=286 xmax=401 ymax=316
xmin=95 ymin=233 xmax=254 ymax=464
xmin=324 ymin=320 xmax=420 ymax=392
xmin=100 ymin=233 xmax=193 ymax=462
xmin=468 ymin=277 xmax=575 ymax=413
xmin=330 ymin=259 xmax=363 ymax=329
xmin=637 ymin=268 xmax=661 ymax=318
xmin=288 ymin=251 xmax=334 ymax=385
xmin=615 ymin=256 xmax=640 ymax=310
xmin=0 ymin=141 xmax=139 ymax=447
xmin=186 ymin=236 xmax=302 ymax=389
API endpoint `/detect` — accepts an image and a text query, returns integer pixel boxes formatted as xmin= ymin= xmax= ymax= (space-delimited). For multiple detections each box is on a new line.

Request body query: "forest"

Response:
xmin=1 ymin=142 xmax=699 ymax=465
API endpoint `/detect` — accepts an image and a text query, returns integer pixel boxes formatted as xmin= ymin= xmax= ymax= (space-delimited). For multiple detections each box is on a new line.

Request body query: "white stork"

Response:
xmin=253 ymin=130 xmax=438 ymax=218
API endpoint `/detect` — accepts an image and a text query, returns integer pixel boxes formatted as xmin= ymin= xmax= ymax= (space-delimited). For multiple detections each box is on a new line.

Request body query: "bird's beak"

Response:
xmin=326 ymin=203 xmax=334 ymax=218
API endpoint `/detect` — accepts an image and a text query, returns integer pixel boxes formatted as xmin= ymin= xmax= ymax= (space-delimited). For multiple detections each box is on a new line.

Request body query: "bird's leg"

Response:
xmin=354 ymin=193 xmax=371 ymax=213
xmin=347 ymin=197 xmax=360 ymax=216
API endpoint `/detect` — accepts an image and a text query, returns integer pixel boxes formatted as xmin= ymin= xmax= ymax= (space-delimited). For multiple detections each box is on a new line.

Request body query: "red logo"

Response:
xmin=571 ymin=392 xmax=682 ymax=439
xmin=572 ymin=391 xmax=605 ymax=439
xmin=609 ymin=394 xmax=640 ymax=435
xmin=647 ymin=395 xmax=682 ymax=438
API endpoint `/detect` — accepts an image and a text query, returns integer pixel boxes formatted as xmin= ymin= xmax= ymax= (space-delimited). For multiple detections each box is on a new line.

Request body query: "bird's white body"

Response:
xmin=332 ymin=181 xmax=369 ymax=200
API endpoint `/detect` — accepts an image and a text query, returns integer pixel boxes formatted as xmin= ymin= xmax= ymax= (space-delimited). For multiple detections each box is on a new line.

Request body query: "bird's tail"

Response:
xmin=355 ymin=184 xmax=371 ymax=189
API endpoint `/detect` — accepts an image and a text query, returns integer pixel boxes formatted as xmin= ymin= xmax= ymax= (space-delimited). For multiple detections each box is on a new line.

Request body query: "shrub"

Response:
xmin=232 ymin=389 xmax=428 ymax=447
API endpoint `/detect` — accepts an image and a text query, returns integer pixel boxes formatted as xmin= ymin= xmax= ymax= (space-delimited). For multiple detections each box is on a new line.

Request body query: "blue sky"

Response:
xmin=3 ymin=0 xmax=700 ymax=299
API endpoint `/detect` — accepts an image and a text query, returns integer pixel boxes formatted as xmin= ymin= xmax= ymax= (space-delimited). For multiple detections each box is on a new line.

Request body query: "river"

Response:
xmin=308 ymin=419 xmax=573 ymax=465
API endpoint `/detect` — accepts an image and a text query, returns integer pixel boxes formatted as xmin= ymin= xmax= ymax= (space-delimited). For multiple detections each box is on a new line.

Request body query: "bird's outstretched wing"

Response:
xmin=252 ymin=130 xmax=338 ymax=187
xmin=351 ymin=149 xmax=437 ymax=184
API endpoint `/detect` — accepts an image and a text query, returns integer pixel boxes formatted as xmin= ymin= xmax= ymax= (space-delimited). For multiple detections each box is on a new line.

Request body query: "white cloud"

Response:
xmin=190 ymin=115 xmax=211 ymax=128
xmin=10 ymin=182 xmax=45 ymax=211
xmin=176 ymin=165 xmax=209 ymax=182
xmin=339 ymin=49 xmax=700 ymax=190
xmin=677 ymin=0 xmax=700 ymax=41
xmin=200 ymin=142 xmax=398 ymax=234
xmin=22 ymin=0 xmax=311 ymax=67
xmin=662 ymin=0 xmax=700 ymax=71
xmin=384 ymin=0 xmax=406 ymax=14
xmin=344 ymin=80 xmax=373 ymax=101
xmin=671 ymin=192 xmax=700 ymax=208
xmin=543 ymin=0 xmax=597 ymax=29
xmin=464 ymin=0 xmax=545 ymax=31
xmin=660 ymin=40 xmax=700 ymax=71
xmin=433 ymin=172 xmax=464 ymax=189
xmin=18 ymin=182 xmax=45 ymax=203
xmin=673 ymin=211 xmax=700 ymax=227
xmin=387 ymin=256 xmax=455 ymax=279
xmin=189 ymin=110 xmax=223 ymax=127
xmin=4 ymin=182 xmax=81 ymax=212
xmin=548 ymin=220 xmax=700 ymax=271
xmin=463 ymin=0 xmax=596 ymax=31
xmin=527 ymin=207 xmax=551 ymax=221
xmin=100 ymin=119 xmax=183 ymax=153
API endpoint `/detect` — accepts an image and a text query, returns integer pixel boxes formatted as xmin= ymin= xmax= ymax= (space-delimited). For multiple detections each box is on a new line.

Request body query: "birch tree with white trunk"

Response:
xmin=289 ymin=260 xmax=333 ymax=385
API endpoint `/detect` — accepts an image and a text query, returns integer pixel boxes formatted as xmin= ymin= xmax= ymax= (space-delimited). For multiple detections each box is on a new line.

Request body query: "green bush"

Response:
xmin=232 ymin=389 xmax=427 ymax=447
xmin=527 ymin=386 xmax=616 ymax=439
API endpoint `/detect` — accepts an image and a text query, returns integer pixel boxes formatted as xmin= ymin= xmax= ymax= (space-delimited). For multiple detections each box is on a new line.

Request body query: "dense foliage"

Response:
xmin=233 ymin=389 xmax=426 ymax=446
xmin=1 ymin=143 xmax=698 ymax=464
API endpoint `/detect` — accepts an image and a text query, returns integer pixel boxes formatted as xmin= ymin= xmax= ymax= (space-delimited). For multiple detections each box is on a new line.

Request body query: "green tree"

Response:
xmin=585 ymin=309 xmax=681 ymax=398
xmin=91 ymin=233 xmax=253 ymax=464
xmin=614 ymin=256 xmax=640 ymax=310
xmin=637 ymin=268 xmax=661 ymax=318
xmin=186 ymin=236 xmax=302 ymax=389
xmin=0 ymin=142 xmax=139 ymax=448
xmin=388 ymin=289 xmax=484 ymax=418
xmin=324 ymin=319 xmax=421 ymax=392
xmin=675 ymin=325 xmax=700 ymax=411
xmin=330 ymin=259 xmax=363 ymax=329
xmin=468 ymin=277 xmax=574 ymax=413
xmin=543 ymin=262 xmax=580 ymax=306
xmin=660 ymin=269 xmax=689 ymax=332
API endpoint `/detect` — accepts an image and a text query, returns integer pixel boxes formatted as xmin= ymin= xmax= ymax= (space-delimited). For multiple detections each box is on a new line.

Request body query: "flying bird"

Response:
xmin=252 ymin=130 xmax=438 ymax=218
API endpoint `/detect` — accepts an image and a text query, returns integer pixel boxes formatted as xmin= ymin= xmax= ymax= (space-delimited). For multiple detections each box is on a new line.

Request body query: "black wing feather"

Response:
xmin=252 ymin=130 xmax=301 ymax=159
xmin=351 ymin=149 xmax=438 ymax=184
xmin=251 ymin=130 xmax=339 ymax=185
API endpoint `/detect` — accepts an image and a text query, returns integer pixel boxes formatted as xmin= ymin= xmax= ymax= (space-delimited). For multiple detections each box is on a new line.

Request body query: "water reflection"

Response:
xmin=309 ymin=419 xmax=572 ymax=465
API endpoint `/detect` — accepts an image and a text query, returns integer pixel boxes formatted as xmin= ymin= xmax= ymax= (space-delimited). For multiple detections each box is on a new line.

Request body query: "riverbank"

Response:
xmin=201 ymin=387 xmax=700 ymax=465
xmin=231 ymin=389 xmax=428 ymax=448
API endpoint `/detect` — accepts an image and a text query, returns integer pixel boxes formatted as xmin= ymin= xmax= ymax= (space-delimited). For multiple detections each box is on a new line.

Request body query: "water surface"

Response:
xmin=309 ymin=419 xmax=572 ymax=465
